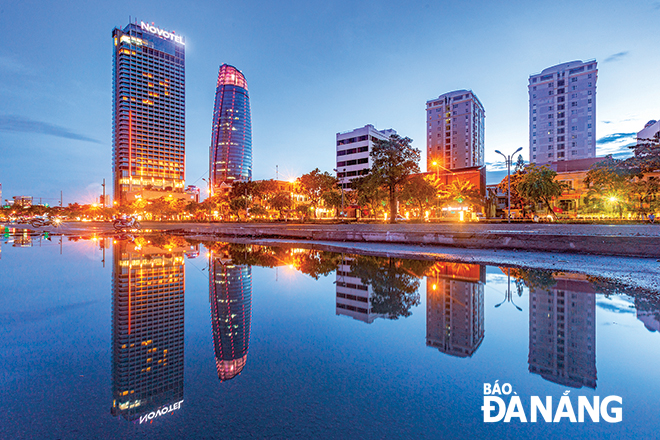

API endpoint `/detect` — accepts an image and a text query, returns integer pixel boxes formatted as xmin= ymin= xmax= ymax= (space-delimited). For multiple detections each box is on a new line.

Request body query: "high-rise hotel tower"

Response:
xmin=528 ymin=60 xmax=597 ymax=165
xmin=426 ymin=90 xmax=485 ymax=171
xmin=210 ymin=64 xmax=252 ymax=191
xmin=112 ymin=21 xmax=185 ymax=204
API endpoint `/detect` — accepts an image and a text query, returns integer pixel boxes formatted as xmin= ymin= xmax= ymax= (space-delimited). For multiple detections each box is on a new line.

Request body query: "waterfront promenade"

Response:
xmin=7 ymin=221 xmax=660 ymax=258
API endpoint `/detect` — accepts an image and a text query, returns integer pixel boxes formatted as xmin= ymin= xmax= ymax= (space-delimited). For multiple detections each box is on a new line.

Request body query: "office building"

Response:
xmin=210 ymin=64 xmax=252 ymax=192
xmin=111 ymin=240 xmax=185 ymax=421
xmin=528 ymin=60 xmax=598 ymax=165
xmin=528 ymin=273 xmax=597 ymax=389
xmin=336 ymin=124 xmax=396 ymax=189
xmin=426 ymin=90 xmax=485 ymax=172
xmin=426 ymin=262 xmax=485 ymax=357
xmin=112 ymin=20 xmax=186 ymax=204
xmin=209 ymin=252 xmax=252 ymax=381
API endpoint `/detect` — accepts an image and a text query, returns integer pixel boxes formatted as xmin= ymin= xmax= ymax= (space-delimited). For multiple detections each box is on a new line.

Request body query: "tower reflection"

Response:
xmin=111 ymin=239 xmax=186 ymax=422
xmin=425 ymin=262 xmax=485 ymax=357
xmin=209 ymin=249 xmax=252 ymax=381
xmin=528 ymin=272 xmax=597 ymax=389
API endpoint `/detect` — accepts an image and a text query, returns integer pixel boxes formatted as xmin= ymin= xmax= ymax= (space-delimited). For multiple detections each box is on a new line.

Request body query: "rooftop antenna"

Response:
xmin=276 ymin=165 xmax=278 ymax=180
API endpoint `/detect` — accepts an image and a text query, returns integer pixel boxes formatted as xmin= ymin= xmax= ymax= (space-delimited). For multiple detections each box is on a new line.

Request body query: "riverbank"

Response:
xmin=5 ymin=221 xmax=660 ymax=258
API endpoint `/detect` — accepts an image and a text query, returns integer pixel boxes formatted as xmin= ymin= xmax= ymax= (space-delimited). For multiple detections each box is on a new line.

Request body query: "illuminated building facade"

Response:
xmin=111 ymin=241 xmax=185 ymax=421
xmin=112 ymin=20 xmax=185 ymax=204
xmin=210 ymin=64 xmax=252 ymax=191
xmin=209 ymin=253 xmax=252 ymax=381
xmin=528 ymin=274 xmax=597 ymax=388
xmin=426 ymin=90 xmax=485 ymax=171
xmin=529 ymin=60 xmax=598 ymax=165
xmin=426 ymin=263 xmax=485 ymax=357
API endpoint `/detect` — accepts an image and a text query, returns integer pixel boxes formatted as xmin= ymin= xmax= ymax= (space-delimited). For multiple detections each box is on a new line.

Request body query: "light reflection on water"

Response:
xmin=0 ymin=234 xmax=659 ymax=439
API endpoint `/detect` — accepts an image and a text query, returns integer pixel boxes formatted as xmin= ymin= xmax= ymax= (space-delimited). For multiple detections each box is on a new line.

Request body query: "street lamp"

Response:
xmin=202 ymin=177 xmax=213 ymax=221
xmin=494 ymin=267 xmax=523 ymax=311
xmin=333 ymin=168 xmax=345 ymax=218
xmin=431 ymin=161 xmax=439 ymax=179
xmin=494 ymin=147 xmax=523 ymax=223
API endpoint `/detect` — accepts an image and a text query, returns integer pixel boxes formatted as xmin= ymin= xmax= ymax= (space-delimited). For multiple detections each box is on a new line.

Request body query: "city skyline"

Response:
xmin=1 ymin=0 xmax=658 ymax=203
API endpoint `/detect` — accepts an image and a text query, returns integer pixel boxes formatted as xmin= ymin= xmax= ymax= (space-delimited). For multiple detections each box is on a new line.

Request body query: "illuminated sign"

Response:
xmin=138 ymin=399 xmax=183 ymax=424
xmin=140 ymin=21 xmax=185 ymax=45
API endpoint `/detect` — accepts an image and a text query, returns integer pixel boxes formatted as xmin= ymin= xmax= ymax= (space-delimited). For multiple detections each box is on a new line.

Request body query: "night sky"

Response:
xmin=0 ymin=0 xmax=658 ymax=203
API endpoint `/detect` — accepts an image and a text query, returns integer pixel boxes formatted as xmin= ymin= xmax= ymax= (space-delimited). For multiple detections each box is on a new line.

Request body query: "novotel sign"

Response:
xmin=141 ymin=21 xmax=185 ymax=45
xmin=138 ymin=399 xmax=183 ymax=424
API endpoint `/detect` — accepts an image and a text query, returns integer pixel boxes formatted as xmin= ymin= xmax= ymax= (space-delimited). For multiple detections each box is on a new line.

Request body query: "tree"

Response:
xmin=629 ymin=176 xmax=659 ymax=218
xmin=370 ymin=134 xmax=421 ymax=223
xmin=517 ymin=164 xmax=568 ymax=219
xmin=270 ymin=191 xmax=292 ymax=218
xmin=350 ymin=173 xmax=387 ymax=218
xmin=400 ymin=174 xmax=436 ymax=219
xmin=435 ymin=178 xmax=483 ymax=209
xmin=514 ymin=154 xmax=526 ymax=173
xmin=229 ymin=196 xmax=248 ymax=220
xmin=298 ymin=168 xmax=337 ymax=218
xmin=349 ymin=256 xmax=430 ymax=319
xmin=584 ymin=157 xmax=633 ymax=219
xmin=321 ymin=189 xmax=342 ymax=217
xmin=497 ymin=169 xmax=529 ymax=215
xmin=623 ymin=133 xmax=660 ymax=173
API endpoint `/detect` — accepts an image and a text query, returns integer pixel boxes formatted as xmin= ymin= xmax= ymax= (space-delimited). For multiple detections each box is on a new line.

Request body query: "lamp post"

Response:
xmin=494 ymin=267 xmax=523 ymax=311
xmin=431 ymin=161 xmax=439 ymax=179
xmin=494 ymin=147 xmax=522 ymax=223
xmin=333 ymin=168 xmax=345 ymax=218
xmin=202 ymin=177 xmax=212 ymax=221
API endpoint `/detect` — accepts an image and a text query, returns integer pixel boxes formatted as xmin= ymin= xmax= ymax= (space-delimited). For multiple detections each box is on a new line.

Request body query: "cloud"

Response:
xmin=596 ymin=132 xmax=636 ymax=145
xmin=0 ymin=56 xmax=35 ymax=75
xmin=0 ymin=114 xmax=101 ymax=143
xmin=604 ymin=51 xmax=629 ymax=63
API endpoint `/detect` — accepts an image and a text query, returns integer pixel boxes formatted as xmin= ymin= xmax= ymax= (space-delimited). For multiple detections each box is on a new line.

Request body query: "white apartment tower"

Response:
xmin=529 ymin=60 xmax=598 ymax=165
xmin=336 ymin=124 xmax=396 ymax=189
xmin=426 ymin=90 xmax=485 ymax=171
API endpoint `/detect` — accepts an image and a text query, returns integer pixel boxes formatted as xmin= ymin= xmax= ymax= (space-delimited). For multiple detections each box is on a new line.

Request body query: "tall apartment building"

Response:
xmin=336 ymin=124 xmax=396 ymax=189
xmin=210 ymin=64 xmax=252 ymax=191
xmin=111 ymin=241 xmax=185 ymax=421
xmin=528 ymin=60 xmax=597 ymax=165
xmin=112 ymin=20 xmax=185 ymax=204
xmin=528 ymin=274 xmax=597 ymax=389
xmin=426 ymin=90 xmax=485 ymax=172
xmin=426 ymin=262 xmax=485 ymax=358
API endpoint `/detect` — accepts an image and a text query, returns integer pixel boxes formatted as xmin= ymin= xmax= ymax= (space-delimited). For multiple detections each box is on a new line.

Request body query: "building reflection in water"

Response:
xmin=111 ymin=239 xmax=186 ymax=421
xmin=635 ymin=294 xmax=660 ymax=332
xmin=528 ymin=272 xmax=597 ymax=389
xmin=425 ymin=263 xmax=485 ymax=357
xmin=209 ymin=249 xmax=252 ymax=381
xmin=335 ymin=257 xmax=386 ymax=323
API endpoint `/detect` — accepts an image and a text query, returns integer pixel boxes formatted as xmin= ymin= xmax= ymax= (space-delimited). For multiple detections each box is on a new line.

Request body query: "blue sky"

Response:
xmin=0 ymin=0 xmax=658 ymax=203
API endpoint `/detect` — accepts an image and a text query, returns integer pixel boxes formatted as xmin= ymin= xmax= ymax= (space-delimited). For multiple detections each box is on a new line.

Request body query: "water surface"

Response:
xmin=1 ymin=234 xmax=659 ymax=439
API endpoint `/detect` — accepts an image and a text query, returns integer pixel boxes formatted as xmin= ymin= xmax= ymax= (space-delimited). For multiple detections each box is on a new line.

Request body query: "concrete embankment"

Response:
xmin=6 ymin=221 xmax=660 ymax=258
xmin=151 ymin=222 xmax=660 ymax=258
